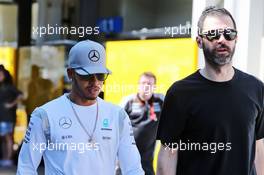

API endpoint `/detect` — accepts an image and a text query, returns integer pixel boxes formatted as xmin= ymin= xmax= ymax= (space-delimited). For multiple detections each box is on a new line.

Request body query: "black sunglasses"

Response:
xmin=75 ymin=72 xmax=108 ymax=81
xmin=200 ymin=28 xmax=237 ymax=41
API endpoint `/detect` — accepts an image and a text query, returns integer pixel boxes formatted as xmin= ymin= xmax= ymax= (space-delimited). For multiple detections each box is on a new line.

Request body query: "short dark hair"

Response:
xmin=197 ymin=6 xmax=237 ymax=35
xmin=0 ymin=64 xmax=13 ymax=85
xmin=140 ymin=72 xmax=156 ymax=84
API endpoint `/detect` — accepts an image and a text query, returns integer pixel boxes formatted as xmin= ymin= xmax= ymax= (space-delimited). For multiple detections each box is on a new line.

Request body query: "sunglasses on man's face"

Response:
xmin=75 ymin=72 xmax=108 ymax=81
xmin=200 ymin=28 xmax=237 ymax=41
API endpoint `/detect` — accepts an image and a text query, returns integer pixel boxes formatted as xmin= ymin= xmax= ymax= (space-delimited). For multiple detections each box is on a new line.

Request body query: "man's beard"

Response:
xmin=72 ymin=77 xmax=98 ymax=101
xmin=203 ymin=43 xmax=235 ymax=66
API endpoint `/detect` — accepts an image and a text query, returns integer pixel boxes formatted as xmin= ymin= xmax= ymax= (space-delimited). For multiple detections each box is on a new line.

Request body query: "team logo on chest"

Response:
xmin=59 ymin=117 xmax=72 ymax=129
xmin=101 ymin=118 xmax=112 ymax=131
xmin=103 ymin=118 xmax=109 ymax=128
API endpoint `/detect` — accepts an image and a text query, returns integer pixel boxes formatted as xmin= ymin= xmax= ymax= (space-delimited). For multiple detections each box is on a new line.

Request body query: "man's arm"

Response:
xmin=16 ymin=108 xmax=48 ymax=175
xmin=255 ymin=139 xmax=264 ymax=175
xmin=5 ymin=94 xmax=23 ymax=108
xmin=117 ymin=109 xmax=144 ymax=175
xmin=157 ymin=144 xmax=178 ymax=175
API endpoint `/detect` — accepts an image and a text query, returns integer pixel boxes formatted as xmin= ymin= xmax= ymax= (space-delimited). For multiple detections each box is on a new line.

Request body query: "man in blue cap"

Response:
xmin=17 ymin=40 xmax=144 ymax=175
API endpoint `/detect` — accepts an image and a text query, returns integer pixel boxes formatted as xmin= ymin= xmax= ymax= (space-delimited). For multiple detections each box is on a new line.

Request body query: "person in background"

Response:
xmin=119 ymin=72 xmax=164 ymax=175
xmin=0 ymin=65 xmax=23 ymax=167
xmin=24 ymin=65 xmax=53 ymax=122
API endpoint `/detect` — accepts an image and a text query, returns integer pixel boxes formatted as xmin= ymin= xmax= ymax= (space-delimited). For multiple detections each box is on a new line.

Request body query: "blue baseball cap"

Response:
xmin=68 ymin=40 xmax=111 ymax=75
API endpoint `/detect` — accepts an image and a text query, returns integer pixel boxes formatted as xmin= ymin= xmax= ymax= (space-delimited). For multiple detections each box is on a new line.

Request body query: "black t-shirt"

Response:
xmin=157 ymin=68 xmax=264 ymax=175
xmin=121 ymin=93 xmax=164 ymax=161
xmin=0 ymin=84 xmax=22 ymax=123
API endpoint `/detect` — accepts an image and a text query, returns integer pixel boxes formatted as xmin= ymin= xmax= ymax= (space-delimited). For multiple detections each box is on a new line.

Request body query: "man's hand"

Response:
xmin=4 ymin=103 xmax=14 ymax=109
xmin=255 ymin=139 xmax=264 ymax=175
xmin=157 ymin=143 xmax=178 ymax=175
xmin=5 ymin=94 xmax=23 ymax=109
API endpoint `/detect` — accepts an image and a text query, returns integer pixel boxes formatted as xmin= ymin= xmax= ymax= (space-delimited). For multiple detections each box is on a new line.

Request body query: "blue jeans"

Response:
xmin=0 ymin=122 xmax=13 ymax=136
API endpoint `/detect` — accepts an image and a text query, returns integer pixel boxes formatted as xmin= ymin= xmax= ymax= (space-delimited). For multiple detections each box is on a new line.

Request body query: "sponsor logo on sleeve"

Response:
xmin=24 ymin=121 xmax=34 ymax=143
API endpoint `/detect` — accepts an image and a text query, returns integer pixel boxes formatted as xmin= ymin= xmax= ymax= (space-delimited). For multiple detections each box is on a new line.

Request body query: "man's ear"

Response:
xmin=196 ymin=36 xmax=203 ymax=49
xmin=235 ymin=36 xmax=238 ymax=43
xmin=67 ymin=68 xmax=74 ymax=80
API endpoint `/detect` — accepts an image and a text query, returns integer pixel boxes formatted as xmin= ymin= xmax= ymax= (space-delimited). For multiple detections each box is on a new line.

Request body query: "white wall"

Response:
xmin=246 ymin=0 xmax=264 ymax=78
xmin=260 ymin=6 xmax=264 ymax=81
xmin=260 ymin=38 xmax=264 ymax=81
